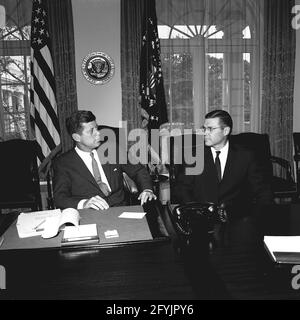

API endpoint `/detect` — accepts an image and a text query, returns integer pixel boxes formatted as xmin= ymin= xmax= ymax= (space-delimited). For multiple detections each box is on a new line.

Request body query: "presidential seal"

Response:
xmin=81 ymin=52 xmax=115 ymax=85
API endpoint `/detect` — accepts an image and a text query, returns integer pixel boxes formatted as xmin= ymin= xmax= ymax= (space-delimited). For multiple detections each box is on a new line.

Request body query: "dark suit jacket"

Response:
xmin=173 ymin=142 xmax=273 ymax=216
xmin=53 ymin=148 xmax=153 ymax=209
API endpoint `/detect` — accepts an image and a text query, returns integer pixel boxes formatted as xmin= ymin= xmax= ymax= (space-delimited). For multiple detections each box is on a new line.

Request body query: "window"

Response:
xmin=0 ymin=0 xmax=32 ymax=141
xmin=156 ymin=0 xmax=263 ymax=133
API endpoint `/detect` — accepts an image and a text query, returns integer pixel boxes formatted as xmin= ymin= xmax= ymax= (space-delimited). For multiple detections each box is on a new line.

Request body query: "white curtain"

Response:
xmin=156 ymin=0 xmax=263 ymax=134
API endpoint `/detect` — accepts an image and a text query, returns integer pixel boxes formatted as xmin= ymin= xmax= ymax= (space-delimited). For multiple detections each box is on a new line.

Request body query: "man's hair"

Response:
xmin=66 ymin=110 xmax=96 ymax=135
xmin=205 ymin=109 xmax=233 ymax=134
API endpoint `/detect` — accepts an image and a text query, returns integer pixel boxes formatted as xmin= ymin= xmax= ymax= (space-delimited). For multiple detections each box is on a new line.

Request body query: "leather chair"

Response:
xmin=0 ymin=139 xmax=42 ymax=213
xmin=166 ymin=133 xmax=204 ymax=204
xmin=231 ymin=133 xmax=298 ymax=202
xmin=98 ymin=125 xmax=139 ymax=205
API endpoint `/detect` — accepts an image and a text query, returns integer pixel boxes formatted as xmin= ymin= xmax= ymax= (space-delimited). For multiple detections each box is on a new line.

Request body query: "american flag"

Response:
xmin=30 ymin=0 xmax=60 ymax=168
xmin=140 ymin=0 xmax=168 ymax=131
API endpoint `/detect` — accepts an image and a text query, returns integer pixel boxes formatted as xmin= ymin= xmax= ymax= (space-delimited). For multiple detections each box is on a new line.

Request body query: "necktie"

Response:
xmin=215 ymin=151 xmax=221 ymax=182
xmin=90 ymin=152 xmax=110 ymax=197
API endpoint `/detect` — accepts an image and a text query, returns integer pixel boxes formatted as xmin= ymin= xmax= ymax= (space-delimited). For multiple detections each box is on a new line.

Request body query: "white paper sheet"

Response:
xmin=118 ymin=212 xmax=147 ymax=219
xmin=63 ymin=224 xmax=98 ymax=240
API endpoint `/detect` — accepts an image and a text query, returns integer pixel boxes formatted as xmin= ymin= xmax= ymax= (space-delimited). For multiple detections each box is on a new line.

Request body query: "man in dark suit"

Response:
xmin=53 ymin=110 xmax=156 ymax=210
xmin=174 ymin=110 xmax=273 ymax=217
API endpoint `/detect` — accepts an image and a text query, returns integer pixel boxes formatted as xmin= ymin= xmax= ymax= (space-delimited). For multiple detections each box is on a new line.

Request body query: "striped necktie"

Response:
xmin=90 ymin=152 xmax=110 ymax=197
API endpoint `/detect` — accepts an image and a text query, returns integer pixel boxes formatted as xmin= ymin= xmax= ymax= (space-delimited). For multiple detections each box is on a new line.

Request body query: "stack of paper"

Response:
xmin=61 ymin=224 xmax=99 ymax=246
xmin=264 ymin=236 xmax=300 ymax=264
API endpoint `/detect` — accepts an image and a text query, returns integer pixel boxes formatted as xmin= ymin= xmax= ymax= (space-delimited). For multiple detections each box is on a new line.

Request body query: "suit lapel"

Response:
xmin=202 ymin=147 xmax=219 ymax=203
xmin=72 ymin=149 xmax=99 ymax=189
xmin=220 ymin=143 xmax=235 ymax=186
xmin=205 ymin=147 xmax=219 ymax=183
xmin=102 ymin=163 xmax=112 ymax=183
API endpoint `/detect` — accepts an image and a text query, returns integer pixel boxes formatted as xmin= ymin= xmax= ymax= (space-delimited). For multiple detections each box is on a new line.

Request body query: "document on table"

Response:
xmin=16 ymin=208 xmax=80 ymax=239
xmin=264 ymin=236 xmax=300 ymax=264
xmin=118 ymin=212 xmax=147 ymax=219
xmin=63 ymin=224 xmax=98 ymax=240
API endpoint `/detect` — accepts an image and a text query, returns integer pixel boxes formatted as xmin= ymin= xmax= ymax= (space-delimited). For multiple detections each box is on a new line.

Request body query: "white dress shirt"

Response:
xmin=210 ymin=141 xmax=229 ymax=179
xmin=75 ymin=147 xmax=111 ymax=209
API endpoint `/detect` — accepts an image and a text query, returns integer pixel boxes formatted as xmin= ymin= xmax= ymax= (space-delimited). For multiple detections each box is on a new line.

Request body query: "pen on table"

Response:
xmin=34 ymin=219 xmax=46 ymax=231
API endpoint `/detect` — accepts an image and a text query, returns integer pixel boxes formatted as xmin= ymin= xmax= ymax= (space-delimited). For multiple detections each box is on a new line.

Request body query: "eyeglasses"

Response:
xmin=199 ymin=126 xmax=224 ymax=134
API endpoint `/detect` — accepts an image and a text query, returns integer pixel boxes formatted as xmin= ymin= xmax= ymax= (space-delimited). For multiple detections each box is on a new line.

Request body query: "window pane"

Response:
xmin=161 ymin=52 xmax=194 ymax=127
xmin=0 ymin=55 xmax=30 ymax=139
xmin=0 ymin=0 xmax=32 ymax=41
xmin=0 ymin=55 xmax=29 ymax=84
xmin=1 ymin=83 xmax=29 ymax=139
xmin=1 ymin=25 xmax=31 ymax=41
xmin=208 ymin=53 xmax=223 ymax=112
xmin=0 ymin=0 xmax=31 ymax=140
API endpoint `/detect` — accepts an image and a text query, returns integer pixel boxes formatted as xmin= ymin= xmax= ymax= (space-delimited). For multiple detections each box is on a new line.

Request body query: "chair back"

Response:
xmin=293 ymin=133 xmax=300 ymax=155
xmin=230 ymin=132 xmax=273 ymax=182
xmin=231 ymin=133 xmax=297 ymax=200
xmin=98 ymin=125 xmax=139 ymax=204
xmin=0 ymin=139 xmax=42 ymax=211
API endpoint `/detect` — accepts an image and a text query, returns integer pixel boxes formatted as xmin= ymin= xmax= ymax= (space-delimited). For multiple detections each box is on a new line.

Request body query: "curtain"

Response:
xmin=121 ymin=0 xmax=145 ymax=133
xmin=46 ymin=0 xmax=78 ymax=153
xmin=261 ymin=0 xmax=295 ymax=165
xmin=155 ymin=0 xmax=264 ymax=134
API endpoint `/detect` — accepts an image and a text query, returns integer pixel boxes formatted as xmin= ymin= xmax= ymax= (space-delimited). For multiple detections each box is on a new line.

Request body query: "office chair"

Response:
xmin=0 ymin=139 xmax=42 ymax=213
xmin=98 ymin=125 xmax=140 ymax=205
xmin=231 ymin=133 xmax=298 ymax=202
xmin=166 ymin=133 xmax=204 ymax=204
xmin=293 ymin=133 xmax=300 ymax=195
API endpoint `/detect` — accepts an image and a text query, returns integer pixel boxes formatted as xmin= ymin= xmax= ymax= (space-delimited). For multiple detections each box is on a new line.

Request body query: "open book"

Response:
xmin=264 ymin=236 xmax=300 ymax=264
xmin=16 ymin=208 xmax=80 ymax=239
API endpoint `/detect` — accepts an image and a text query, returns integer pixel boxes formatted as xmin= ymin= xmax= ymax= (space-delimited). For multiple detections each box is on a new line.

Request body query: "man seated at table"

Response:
xmin=53 ymin=110 xmax=156 ymax=210
xmin=173 ymin=110 xmax=273 ymax=217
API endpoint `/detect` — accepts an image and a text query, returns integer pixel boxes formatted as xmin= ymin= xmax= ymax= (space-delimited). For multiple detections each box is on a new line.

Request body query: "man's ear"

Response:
xmin=72 ymin=133 xmax=80 ymax=142
xmin=223 ymin=127 xmax=230 ymax=137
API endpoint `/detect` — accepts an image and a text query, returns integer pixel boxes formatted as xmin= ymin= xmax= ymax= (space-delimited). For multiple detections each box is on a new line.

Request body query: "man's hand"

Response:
xmin=138 ymin=189 xmax=157 ymax=205
xmin=83 ymin=196 xmax=109 ymax=210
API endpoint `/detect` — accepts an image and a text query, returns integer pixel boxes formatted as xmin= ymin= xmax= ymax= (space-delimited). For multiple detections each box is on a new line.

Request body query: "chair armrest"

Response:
xmin=122 ymin=172 xmax=138 ymax=195
xmin=270 ymin=155 xmax=294 ymax=182
xmin=270 ymin=155 xmax=290 ymax=169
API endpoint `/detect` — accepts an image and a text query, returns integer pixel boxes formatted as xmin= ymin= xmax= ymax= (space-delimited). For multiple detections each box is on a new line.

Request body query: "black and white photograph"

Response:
xmin=0 ymin=0 xmax=300 ymax=304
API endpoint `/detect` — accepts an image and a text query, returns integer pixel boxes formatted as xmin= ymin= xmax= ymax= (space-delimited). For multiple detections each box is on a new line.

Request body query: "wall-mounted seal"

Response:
xmin=81 ymin=51 xmax=115 ymax=85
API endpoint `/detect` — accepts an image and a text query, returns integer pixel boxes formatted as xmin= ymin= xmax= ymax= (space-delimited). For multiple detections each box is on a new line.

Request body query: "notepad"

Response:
xmin=61 ymin=224 xmax=99 ymax=246
xmin=118 ymin=212 xmax=146 ymax=219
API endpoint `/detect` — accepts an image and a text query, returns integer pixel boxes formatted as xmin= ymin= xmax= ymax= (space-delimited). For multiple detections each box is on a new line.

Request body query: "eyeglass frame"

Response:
xmin=199 ymin=126 xmax=225 ymax=134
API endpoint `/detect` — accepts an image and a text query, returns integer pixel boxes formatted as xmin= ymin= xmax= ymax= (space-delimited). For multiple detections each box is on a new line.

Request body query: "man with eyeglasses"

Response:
xmin=174 ymin=110 xmax=273 ymax=218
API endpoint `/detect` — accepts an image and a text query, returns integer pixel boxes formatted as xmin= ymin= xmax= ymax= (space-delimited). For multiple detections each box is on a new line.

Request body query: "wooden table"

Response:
xmin=1 ymin=203 xmax=300 ymax=300
xmin=166 ymin=203 xmax=300 ymax=300
xmin=0 ymin=203 xmax=195 ymax=300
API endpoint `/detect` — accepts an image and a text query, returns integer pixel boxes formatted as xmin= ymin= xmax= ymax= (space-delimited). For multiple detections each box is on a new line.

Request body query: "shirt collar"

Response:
xmin=211 ymin=140 xmax=229 ymax=156
xmin=75 ymin=146 xmax=96 ymax=158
